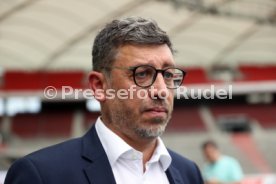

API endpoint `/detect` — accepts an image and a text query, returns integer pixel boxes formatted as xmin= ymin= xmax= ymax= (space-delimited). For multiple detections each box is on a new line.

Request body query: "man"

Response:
xmin=5 ymin=17 xmax=203 ymax=184
xmin=201 ymin=140 xmax=244 ymax=184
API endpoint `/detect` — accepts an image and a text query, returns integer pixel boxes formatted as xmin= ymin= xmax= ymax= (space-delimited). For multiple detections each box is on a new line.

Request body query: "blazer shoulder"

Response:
xmin=5 ymin=137 xmax=85 ymax=184
xmin=168 ymin=149 xmax=196 ymax=166
xmin=5 ymin=156 xmax=44 ymax=184
xmin=168 ymin=149 xmax=204 ymax=183
xmin=26 ymin=137 xmax=82 ymax=161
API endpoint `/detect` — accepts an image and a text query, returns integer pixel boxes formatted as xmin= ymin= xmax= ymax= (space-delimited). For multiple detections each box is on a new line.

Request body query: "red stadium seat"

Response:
xmin=210 ymin=104 xmax=276 ymax=129
xmin=238 ymin=65 xmax=276 ymax=81
xmin=2 ymin=71 xmax=85 ymax=90
xmin=183 ymin=68 xmax=209 ymax=84
xmin=168 ymin=106 xmax=206 ymax=132
xmin=11 ymin=111 xmax=74 ymax=138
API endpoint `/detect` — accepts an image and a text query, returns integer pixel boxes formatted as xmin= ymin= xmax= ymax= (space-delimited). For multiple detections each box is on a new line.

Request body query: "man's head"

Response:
xmin=202 ymin=140 xmax=221 ymax=163
xmin=89 ymin=17 xmax=182 ymax=142
xmin=92 ymin=17 xmax=174 ymax=74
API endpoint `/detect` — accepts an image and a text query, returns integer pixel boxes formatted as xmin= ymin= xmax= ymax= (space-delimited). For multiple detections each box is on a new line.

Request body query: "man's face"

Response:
xmin=204 ymin=145 xmax=220 ymax=163
xmin=102 ymin=44 xmax=175 ymax=139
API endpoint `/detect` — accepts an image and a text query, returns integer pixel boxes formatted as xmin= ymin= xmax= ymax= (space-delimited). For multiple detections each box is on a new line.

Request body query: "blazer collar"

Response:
xmin=166 ymin=165 xmax=185 ymax=184
xmin=81 ymin=125 xmax=116 ymax=184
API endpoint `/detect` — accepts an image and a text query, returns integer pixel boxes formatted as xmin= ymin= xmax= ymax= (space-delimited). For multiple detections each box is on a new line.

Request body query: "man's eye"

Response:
xmin=135 ymin=69 xmax=153 ymax=79
xmin=164 ymin=71 xmax=173 ymax=79
xmin=135 ymin=71 xmax=147 ymax=78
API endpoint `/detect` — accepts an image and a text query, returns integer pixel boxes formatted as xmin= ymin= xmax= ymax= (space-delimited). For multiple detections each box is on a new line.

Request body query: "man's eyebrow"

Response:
xmin=163 ymin=63 xmax=176 ymax=68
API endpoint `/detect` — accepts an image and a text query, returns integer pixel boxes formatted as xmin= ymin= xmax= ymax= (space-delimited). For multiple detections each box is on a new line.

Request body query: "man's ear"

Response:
xmin=88 ymin=71 xmax=107 ymax=102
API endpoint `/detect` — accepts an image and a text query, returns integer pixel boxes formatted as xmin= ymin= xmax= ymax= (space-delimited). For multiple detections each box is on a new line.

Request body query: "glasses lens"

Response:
xmin=134 ymin=66 xmax=156 ymax=87
xmin=164 ymin=68 xmax=184 ymax=88
xmin=133 ymin=66 xmax=184 ymax=88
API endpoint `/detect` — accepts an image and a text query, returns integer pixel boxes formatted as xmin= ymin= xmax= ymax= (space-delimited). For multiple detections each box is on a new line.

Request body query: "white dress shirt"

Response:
xmin=95 ymin=117 xmax=172 ymax=184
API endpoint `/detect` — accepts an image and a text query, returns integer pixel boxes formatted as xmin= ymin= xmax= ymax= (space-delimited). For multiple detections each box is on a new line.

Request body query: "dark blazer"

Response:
xmin=4 ymin=125 xmax=204 ymax=184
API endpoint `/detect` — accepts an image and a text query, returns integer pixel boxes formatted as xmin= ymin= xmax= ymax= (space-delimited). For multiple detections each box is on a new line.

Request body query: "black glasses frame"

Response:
xmin=102 ymin=65 xmax=186 ymax=89
xmin=128 ymin=65 xmax=186 ymax=89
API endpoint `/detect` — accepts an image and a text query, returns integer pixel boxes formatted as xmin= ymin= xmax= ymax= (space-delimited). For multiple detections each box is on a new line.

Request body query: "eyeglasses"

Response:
xmin=105 ymin=65 xmax=186 ymax=89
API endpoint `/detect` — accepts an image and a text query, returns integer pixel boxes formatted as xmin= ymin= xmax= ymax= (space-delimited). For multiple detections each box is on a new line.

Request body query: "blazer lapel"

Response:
xmin=84 ymin=156 xmax=116 ymax=184
xmin=82 ymin=125 xmax=116 ymax=184
xmin=166 ymin=165 xmax=185 ymax=184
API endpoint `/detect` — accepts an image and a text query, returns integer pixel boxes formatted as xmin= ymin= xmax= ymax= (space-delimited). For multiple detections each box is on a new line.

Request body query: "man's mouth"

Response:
xmin=143 ymin=107 xmax=168 ymax=116
xmin=145 ymin=107 xmax=167 ymax=112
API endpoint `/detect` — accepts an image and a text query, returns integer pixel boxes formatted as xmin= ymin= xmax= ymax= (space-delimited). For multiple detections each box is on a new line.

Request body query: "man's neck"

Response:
xmin=102 ymin=119 xmax=158 ymax=170
xmin=120 ymin=134 xmax=157 ymax=172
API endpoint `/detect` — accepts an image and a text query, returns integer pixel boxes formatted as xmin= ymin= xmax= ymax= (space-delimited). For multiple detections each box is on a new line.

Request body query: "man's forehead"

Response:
xmin=115 ymin=44 xmax=175 ymax=67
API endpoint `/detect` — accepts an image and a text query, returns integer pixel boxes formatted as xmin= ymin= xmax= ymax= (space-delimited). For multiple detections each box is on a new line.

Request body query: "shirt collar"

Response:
xmin=152 ymin=137 xmax=172 ymax=171
xmin=95 ymin=117 xmax=172 ymax=171
xmin=95 ymin=117 xmax=132 ymax=166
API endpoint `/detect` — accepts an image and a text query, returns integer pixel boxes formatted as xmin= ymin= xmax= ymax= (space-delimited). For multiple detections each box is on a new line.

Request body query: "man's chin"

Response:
xmin=134 ymin=123 xmax=167 ymax=139
xmin=142 ymin=115 xmax=169 ymax=125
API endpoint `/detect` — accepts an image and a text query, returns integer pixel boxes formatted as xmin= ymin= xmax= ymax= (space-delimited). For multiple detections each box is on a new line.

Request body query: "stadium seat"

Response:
xmin=168 ymin=106 xmax=206 ymax=132
xmin=11 ymin=111 xmax=74 ymax=138
xmin=238 ymin=65 xmax=276 ymax=81
xmin=210 ymin=104 xmax=276 ymax=129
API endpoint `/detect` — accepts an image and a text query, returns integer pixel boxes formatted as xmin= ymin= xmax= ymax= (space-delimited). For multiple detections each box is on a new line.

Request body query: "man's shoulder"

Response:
xmin=5 ymin=137 xmax=90 ymax=184
xmin=220 ymin=155 xmax=242 ymax=169
xmin=221 ymin=155 xmax=240 ymax=164
xmin=167 ymin=149 xmax=204 ymax=183
xmin=168 ymin=149 xmax=193 ymax=163
xmin=11 ymin=137 xmax=84 ymax=171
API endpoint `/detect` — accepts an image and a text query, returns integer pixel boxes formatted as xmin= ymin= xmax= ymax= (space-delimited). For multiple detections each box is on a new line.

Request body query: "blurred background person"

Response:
xmin=201 ymin=140 xmax=244 ymax=184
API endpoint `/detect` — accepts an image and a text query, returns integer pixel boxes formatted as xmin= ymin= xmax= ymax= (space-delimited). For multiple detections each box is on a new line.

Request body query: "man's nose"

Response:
xmin=150 ymin=73 xmax=169 ymax=99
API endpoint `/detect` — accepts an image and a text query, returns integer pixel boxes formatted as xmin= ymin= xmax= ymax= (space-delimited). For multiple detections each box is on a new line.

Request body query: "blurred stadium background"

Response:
xmin=0 ymin=0 xmax=276 ymax=183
